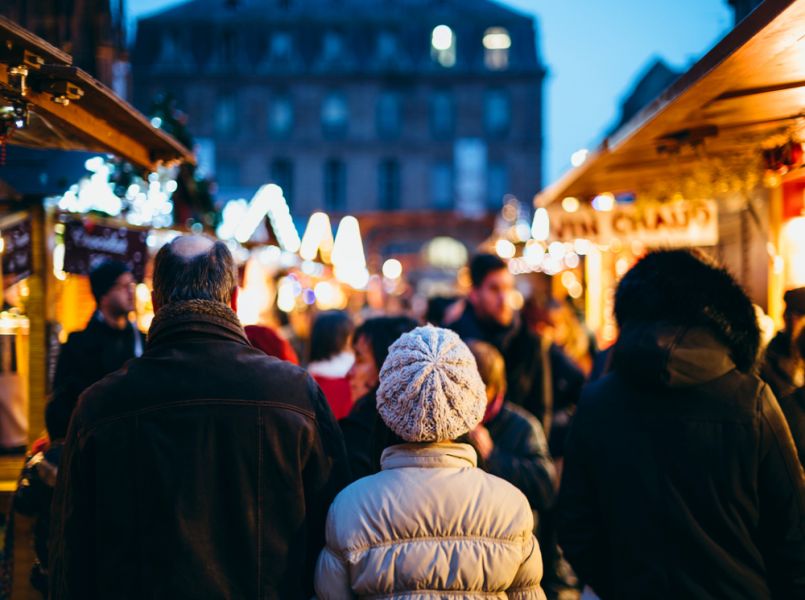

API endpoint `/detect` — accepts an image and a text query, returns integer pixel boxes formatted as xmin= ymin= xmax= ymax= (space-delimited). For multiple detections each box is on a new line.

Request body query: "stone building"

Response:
xmin=131 ymin=0 xmax=545 ymax=219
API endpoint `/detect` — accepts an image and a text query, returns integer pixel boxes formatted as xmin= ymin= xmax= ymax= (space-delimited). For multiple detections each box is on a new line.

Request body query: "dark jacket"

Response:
xmin=49 ymin=300 xmax=350 ymax=600
xmin=485 ymin=402 xmax=556 ymax=516
xmin=339 ymin=388 xmax=400 ymax=481
xmin=450 ymin=304 xmax=585 ymax=439
xmin=558 ymin=324 xmax=805 ymax=599
xmin=47 ymin=312 xmax=142 ymax=439
xmin=761 ymin=330 xmax=803 ymax=401
xmin=780 ymin=388 xmax=805 ymax=466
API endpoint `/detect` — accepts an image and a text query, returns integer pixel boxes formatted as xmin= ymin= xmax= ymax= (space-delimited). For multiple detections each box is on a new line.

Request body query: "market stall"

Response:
xmin=0 ymin=16 xmax=193 ymax=467
xmin=533 ymin=0 xmax=805 ymax=344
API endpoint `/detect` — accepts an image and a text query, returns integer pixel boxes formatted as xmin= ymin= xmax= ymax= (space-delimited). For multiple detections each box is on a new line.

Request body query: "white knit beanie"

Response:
xmin=376 ymin=325 xmax=487 ymax=442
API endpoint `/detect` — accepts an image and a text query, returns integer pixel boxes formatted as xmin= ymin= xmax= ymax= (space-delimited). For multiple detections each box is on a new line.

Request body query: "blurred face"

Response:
xmin=470 ymin=268 xmax=515 ymax=327
xmin=101 ymin=272 xmax=136 ymax=317
xmin=347 ymin=335 xmax=379 ymax=401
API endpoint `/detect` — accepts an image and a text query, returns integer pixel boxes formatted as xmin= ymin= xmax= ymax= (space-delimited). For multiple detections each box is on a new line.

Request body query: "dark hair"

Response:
xmin=614 ymin=249 xmax=760 ymax=372
xmin=469 ymin=253 xmax=507 ymax=288
xmin=797 ymin=328 xmax=805 ymax=361
xmin=425 ymin=296 xmax=460 ymax=327
xmin=353 ymin=316 xmax=419 ymax=369
xmin=310 ymin=311 xmax=354 ymax=362
xmin=152 ymin=236 xmax=237 ymax=307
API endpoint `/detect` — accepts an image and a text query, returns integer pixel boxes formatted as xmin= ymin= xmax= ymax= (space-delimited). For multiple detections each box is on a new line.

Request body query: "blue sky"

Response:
xmin=127 ymin=0 xmax=733 ymax=186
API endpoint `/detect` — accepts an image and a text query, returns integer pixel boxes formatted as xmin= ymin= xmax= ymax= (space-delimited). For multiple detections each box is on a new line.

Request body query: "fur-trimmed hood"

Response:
xmin=614 ymin=250 xmax=760 ymax=373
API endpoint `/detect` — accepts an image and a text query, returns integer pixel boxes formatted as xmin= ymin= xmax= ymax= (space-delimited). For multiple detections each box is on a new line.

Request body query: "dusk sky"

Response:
xmin=127 ymin=0 xmax=734 ymax=187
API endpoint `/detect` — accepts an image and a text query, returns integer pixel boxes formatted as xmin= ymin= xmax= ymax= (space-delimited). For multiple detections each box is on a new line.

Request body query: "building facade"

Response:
xmin=131 ymin=0 xmax=544 ymax=219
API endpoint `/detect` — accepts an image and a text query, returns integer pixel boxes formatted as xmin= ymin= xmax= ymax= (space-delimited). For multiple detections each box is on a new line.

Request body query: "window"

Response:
xmin=377 ymin=31 xmax=398 ymax=62
xmin=378 ymin=159 xmax=400 ymax=210
xmin=321 ymin=91 xmax=349 ymax=138
xmin=484 ymin=89 xmax=510 ymax=137
xmin=216 ymin=93 xmax=237 ymax=136
xmin=222 ymin=29 xmax=237 ymax=64
xmin=216 ymin=160 xmax=239 ymax=188
xmin=268 ymin=93 xmax=294 ymax=138
xmin=324 ymin=159 xmax=346 ymax=211
xmin=376 ymin=91 xmax=401 ymax=139
xmin=487 ymin=163 xmax=508 ymax=209
xmin=271 ymin=159 xmax=294 ymax=207
xmin=321 ymin=31 xmax=344 ymax=62
xmin=483 ymin=27 xmax=511 ymax=71
xmin=431 ymin=24 xmax=456 ymax=68
xmin=270 ymin=32 xmax=293 ymax=62
xmin=431 ymin=162 xmax=453 ymax=209
xmin=430 ymin=91 xmax=454 ymax=139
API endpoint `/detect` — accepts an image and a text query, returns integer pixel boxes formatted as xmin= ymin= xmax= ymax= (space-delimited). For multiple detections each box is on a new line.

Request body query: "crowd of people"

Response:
xmin=12 ymin=234 xmax=805 ymax=599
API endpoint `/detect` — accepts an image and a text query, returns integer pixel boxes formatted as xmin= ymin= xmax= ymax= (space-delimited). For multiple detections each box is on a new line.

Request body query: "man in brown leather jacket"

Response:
xmin=49 ymin=235 xmax=349 ymax=599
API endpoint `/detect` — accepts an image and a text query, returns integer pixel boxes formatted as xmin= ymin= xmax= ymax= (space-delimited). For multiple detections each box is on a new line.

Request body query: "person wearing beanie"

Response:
xmin=558 ymin=250 xmax=805 ymax=599
xmin=46 ymin=259 xmax=142 ymax=440
xmin=316 ymin=325 xmax=547 ymax=598
xmin=761 ymin=286 xmax=805 ymax=400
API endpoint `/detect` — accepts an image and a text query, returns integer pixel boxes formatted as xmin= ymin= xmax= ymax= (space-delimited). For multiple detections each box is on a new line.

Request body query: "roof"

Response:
xmin=0 ymin=16 xmax=194 ymax=171
xmin=536 ymin=0 xmax=805 ymax=206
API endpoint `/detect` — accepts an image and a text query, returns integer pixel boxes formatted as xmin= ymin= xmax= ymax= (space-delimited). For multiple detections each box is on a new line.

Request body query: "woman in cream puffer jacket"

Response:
xmin=315 ymin=326 xmax=546 ymax=599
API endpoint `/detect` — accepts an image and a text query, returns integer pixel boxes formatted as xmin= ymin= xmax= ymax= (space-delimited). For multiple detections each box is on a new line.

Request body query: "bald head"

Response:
xmin=152 ymin=235 xmax=237 ymax=310
xmin=170 ymin=235 xmax=216 ymax=258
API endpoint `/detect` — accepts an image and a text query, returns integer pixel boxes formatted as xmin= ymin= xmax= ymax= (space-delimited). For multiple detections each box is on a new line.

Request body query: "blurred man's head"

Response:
xmin=90 ymin=260 xmax=135 ymax=319
xmin=468 ymin=253 xmax=515 ymax=327
xmin=783 ymin=287 xmax=805 ymax=343
xmin=152 ymin=235 xmax=238 ymax=313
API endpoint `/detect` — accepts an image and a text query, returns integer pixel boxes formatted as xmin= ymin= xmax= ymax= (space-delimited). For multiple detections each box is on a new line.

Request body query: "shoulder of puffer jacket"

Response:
xmin=324 ymin=467 xmax=535 ymax=547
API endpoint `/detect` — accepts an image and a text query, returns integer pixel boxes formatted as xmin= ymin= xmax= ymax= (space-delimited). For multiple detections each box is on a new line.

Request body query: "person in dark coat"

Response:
xmin=467 ymin=339 xmax=579 ymax=600
xmin=448 ymin=254 xmax=584 ymax=445
xmin=339 ymin=316 xmax=419 ymax=480
xmin=558 ymin=249 xmax=805 ymax=600
xmin=49 ymin=236 xmax=350 ymax=599
xmin=46 ymin=259 xmax=143 ymax=439
xmin=781 ymin=328 xmax=805 ymax=465
xmin=761 ymin=286 xmax=805 ymax=400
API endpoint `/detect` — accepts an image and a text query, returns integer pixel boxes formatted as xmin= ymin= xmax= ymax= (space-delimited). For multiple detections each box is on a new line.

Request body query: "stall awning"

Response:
xmin=0 ymin=16 xmax=194 ymax=172
xmin=536 ymin=0 xmax=805 ymax=206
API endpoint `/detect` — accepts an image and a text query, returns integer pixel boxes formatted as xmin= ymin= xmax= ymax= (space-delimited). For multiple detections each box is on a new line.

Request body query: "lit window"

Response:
xmin=376 ymin=91 xmax=401 ymax=138
xmin=321 ymin=92 xmax=349 ymax=138
xmin=378 ymin=159 xmax=400 ymax=210
xmin=430 ymin=91 xmax=454 ymax=139
xmin=483 ymin=27 xmax=511 ymax=71
xmin=324 ymin=159 xmax=346 ymax=211
xmin=431 ymin=25 xmax=456 ymax=68
xmin=484 ymin=89 xmax=510 ymax=137
xmin=268 ymin=93 xmax=294 ymax=138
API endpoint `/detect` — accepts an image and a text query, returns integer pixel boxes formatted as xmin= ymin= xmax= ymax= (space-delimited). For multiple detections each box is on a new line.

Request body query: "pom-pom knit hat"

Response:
xmin=377 ymin=325 xmax=487 ymax=443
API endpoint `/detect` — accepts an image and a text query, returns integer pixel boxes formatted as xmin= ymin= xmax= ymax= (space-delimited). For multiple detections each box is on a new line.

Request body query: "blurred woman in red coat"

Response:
xmin=307 ymin=311 xmax=354 ymax=420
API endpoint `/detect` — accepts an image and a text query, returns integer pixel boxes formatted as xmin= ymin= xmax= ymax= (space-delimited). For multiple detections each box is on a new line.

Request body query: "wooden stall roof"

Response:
xmin=536 ymin=0 xmax=805 ymax=206
xmin=0 ymin=16 xmax=193 ymax=171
